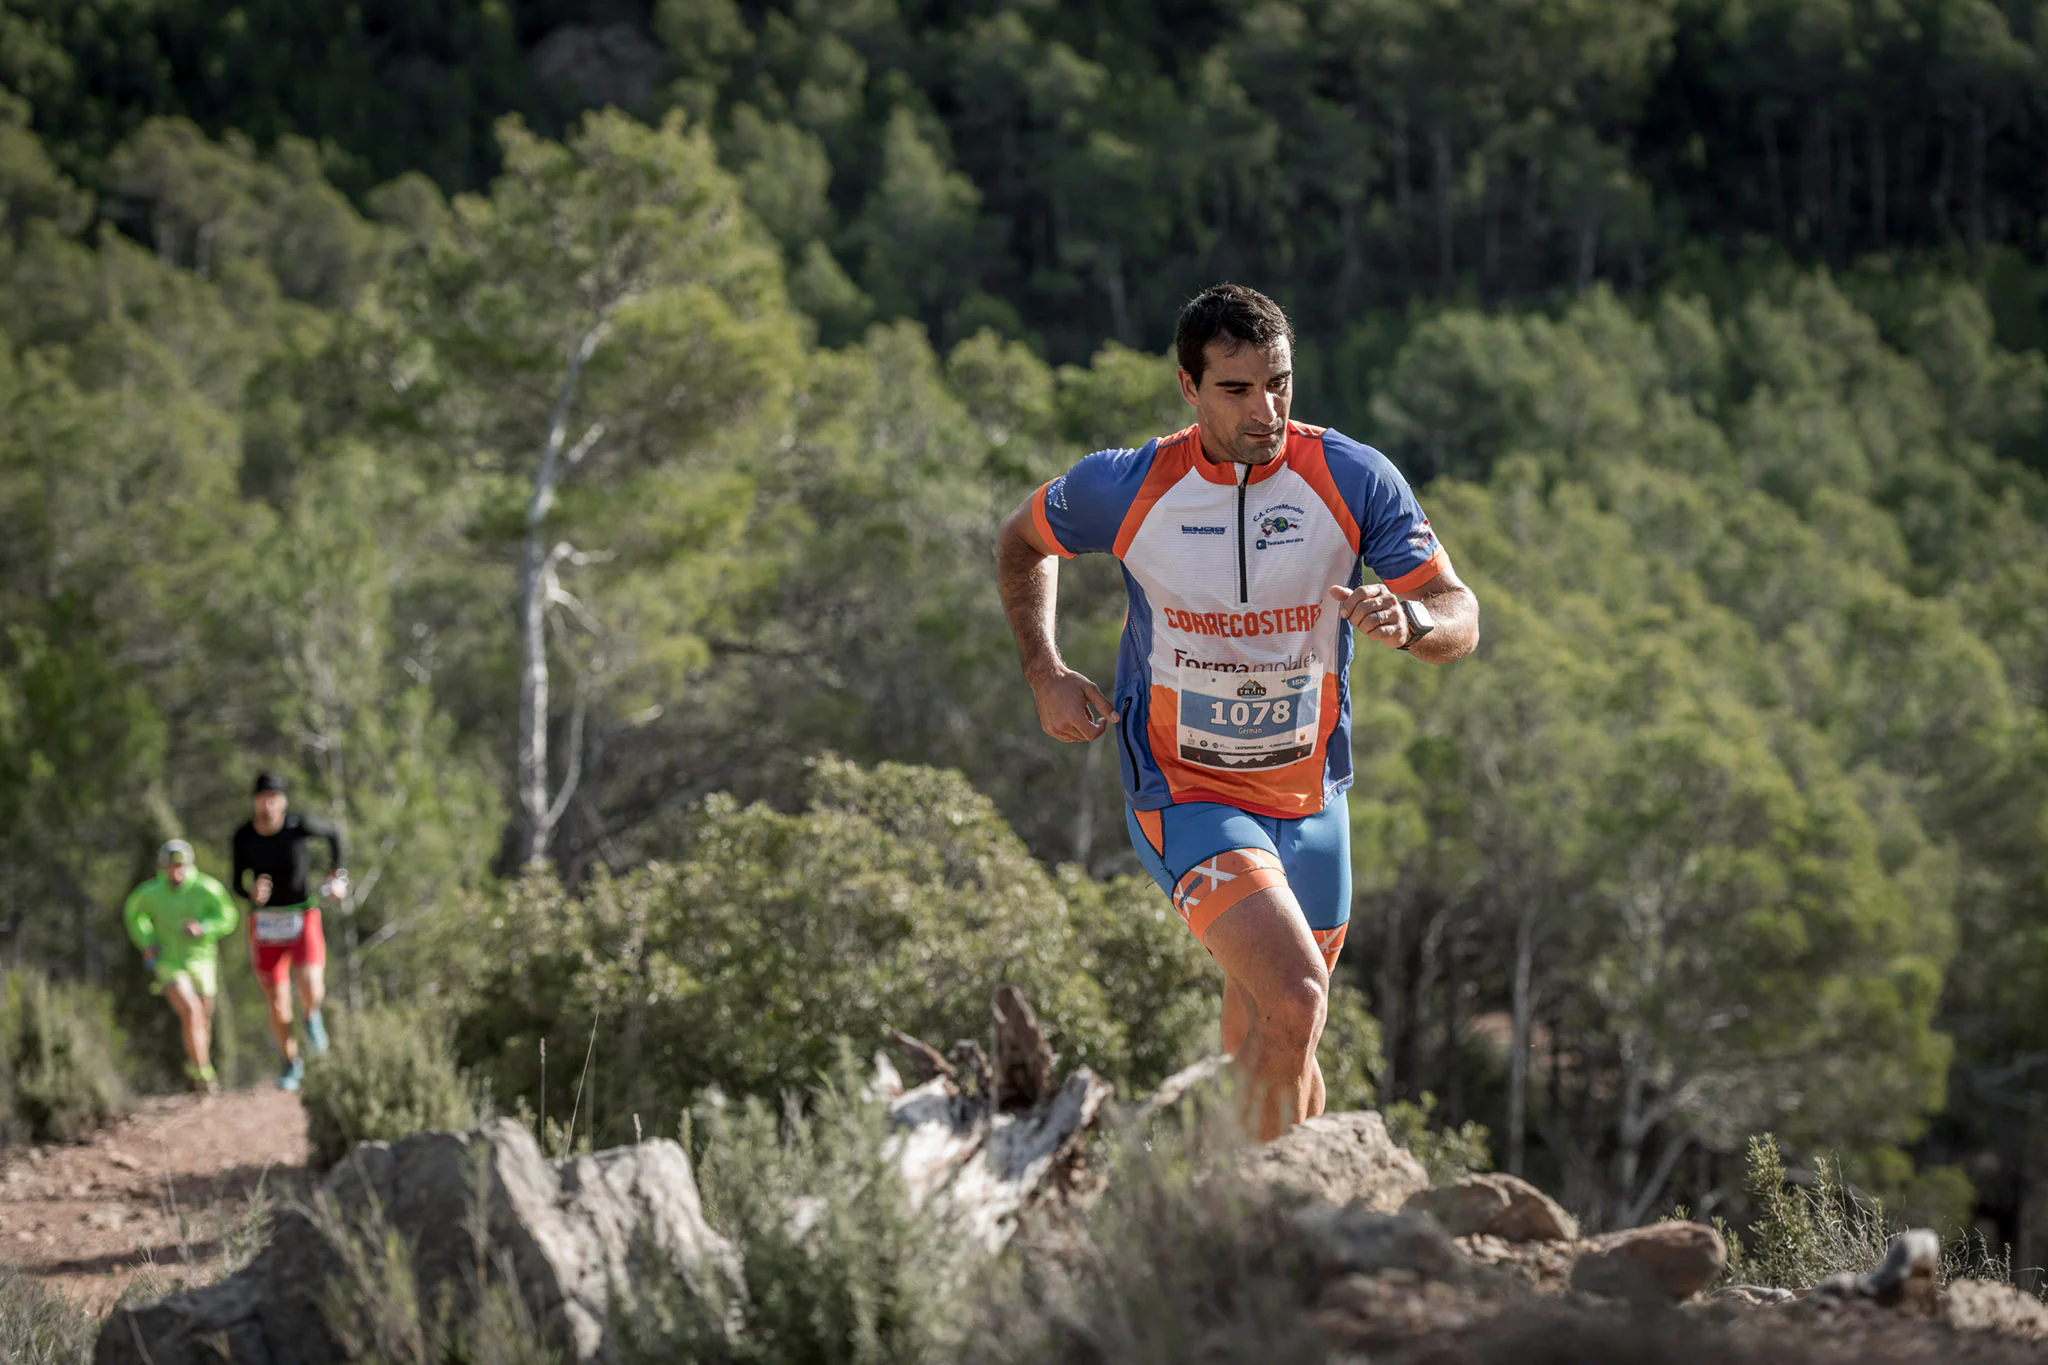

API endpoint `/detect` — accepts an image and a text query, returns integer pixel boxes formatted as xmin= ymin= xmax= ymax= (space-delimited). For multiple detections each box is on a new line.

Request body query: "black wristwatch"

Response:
xmin=1396 ymin=599 xmax=1436 ymax=651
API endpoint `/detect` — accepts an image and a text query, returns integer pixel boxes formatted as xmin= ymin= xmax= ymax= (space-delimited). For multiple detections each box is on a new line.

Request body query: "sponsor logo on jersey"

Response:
xmin=1159 ymin=603 xmax=1322 ymax=638
xmin=1172 ymin=648 xmax=1319 ymax=674
xmin=1181 ymin=524 xmax=1227 ymax=535
xmin=1253 ymin=503 xmax=1309 ymax=551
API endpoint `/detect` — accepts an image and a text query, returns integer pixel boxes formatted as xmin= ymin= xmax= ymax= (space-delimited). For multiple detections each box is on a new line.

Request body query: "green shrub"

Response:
xmin=301 ymin=1006 xmax=477 ymax=1171
xmin=1723 ymin=1133 xmax=1894 ymax=1289
xmin=0 ymin=970 xmax=127 ymax=1144
xmin=0 ymin=1265 xmax=95 ymax=1365
xmin=620 ymin=1058 xmax=973 ymax=1364
xmin=971 ymin=1097 xmax=1328 ymax=1365
xmin=457 ymin=759 xmax=1237 ymax=1149
xmin=1383 ymin=1091 xmax=1493 ymax=1185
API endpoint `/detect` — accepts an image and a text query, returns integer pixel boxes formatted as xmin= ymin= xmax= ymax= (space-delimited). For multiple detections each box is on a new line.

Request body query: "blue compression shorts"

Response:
xmin=1125 ymin=794 xmax=1351 ymax=968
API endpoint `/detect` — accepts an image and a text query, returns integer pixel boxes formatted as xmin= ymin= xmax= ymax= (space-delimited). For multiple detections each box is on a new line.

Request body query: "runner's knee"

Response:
xmin=1256 ymin=966 xmax=1327 ymax=1055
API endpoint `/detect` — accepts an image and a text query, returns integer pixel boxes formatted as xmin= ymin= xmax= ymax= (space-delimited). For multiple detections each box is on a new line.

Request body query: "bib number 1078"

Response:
xmin=1209 ymin=698 xmax=1294 ymax=728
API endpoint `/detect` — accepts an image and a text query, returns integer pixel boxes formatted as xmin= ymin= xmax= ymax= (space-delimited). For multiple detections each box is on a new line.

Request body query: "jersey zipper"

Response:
xmin=1235 ymin=463 xmax=1250 ymax=604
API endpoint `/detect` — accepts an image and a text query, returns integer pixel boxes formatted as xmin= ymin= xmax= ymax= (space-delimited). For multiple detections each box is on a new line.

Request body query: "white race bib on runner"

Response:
xmin=1175 ymin=661 xmax=1320 ymax=770
xmin=253 ymin=910 xmax=305 ymax=945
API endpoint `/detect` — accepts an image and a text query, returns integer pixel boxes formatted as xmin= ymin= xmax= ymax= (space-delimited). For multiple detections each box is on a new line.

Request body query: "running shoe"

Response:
xmin=184 ymin=1062 xmax=219 ymax=1095
xmin=278 ymin=1057 xmax=305 ymax=1092
xmin=305 ymin=1009 xmax=330 ymax=1057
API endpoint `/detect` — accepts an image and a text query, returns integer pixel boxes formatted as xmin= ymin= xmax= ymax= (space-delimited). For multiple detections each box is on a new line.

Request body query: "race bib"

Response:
xmin=253 ymin=910 xmax=306 ymax=945
xmin=1176 ymin=664 xmax=1320 ymax=770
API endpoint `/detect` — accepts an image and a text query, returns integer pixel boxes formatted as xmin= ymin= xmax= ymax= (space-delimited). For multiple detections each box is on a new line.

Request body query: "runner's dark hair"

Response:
xmin=1175 ymin=283 xmax=1293 ymax=385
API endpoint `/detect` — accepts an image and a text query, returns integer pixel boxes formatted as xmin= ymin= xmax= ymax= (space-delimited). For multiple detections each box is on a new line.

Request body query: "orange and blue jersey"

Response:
xmin=1032 ymin=420 xmax=1447 ymax=820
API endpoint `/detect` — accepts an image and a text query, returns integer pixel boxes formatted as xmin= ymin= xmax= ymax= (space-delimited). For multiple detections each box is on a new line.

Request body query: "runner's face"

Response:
xmin=165 ymin=862 xmax=191 ymax=887
xmin=253 ymin=791 xmax=287 ymax=832
xmin=1180 ymin=338 xmax=1293 ymax=465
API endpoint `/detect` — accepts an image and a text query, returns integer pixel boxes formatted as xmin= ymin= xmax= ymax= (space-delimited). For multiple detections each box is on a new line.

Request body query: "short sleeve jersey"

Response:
xmin=1032 ymin=422 xmax=1446 ymax=817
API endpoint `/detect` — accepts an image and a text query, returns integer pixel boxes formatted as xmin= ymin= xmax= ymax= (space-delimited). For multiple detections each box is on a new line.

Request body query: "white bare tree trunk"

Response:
xmin=516 ymin=319 xmax=611 ymax=867
xmin=1507 ymin=898 xmax=1538 ymax=1176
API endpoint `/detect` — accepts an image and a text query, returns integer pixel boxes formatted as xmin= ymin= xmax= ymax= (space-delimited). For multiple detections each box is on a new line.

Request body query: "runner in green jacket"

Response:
xmin=123 ymin=840 xmax=239 ymax=1093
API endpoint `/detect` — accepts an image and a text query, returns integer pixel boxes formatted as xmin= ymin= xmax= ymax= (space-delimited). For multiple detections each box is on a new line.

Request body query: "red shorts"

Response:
xmin=249 ymin=907 xmax=325 ymax=986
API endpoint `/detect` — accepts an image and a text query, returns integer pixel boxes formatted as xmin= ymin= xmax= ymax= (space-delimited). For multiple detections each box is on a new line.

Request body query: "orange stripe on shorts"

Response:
xmin=1313 ymin=923 xmax=1348 ymax=971
xmin=1173 ymin=848 xmax=1287 ymax=941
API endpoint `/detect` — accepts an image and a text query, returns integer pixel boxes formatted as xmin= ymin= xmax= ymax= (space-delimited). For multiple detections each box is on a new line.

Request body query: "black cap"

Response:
xmin=252 ymin=771 xmax=288 ymax=796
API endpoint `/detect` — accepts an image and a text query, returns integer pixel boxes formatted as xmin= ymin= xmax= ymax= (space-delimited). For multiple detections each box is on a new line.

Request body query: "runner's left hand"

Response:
xmin=1327 ymin=582 xmax=1410 ymax=648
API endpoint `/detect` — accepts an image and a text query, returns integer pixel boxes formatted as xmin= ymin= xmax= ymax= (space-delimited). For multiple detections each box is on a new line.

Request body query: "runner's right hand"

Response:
xmin=182 ymin=919 xmax=203 ymax=937
xmin=252 ymin=873 xmax=272 ymax=907
xmin=1030 ymin=665 xmax=1119 ymax=742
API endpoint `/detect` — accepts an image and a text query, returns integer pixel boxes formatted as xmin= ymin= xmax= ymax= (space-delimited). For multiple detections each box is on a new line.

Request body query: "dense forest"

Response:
xmin=5 ymin=0 xmax=2048 ymax=1274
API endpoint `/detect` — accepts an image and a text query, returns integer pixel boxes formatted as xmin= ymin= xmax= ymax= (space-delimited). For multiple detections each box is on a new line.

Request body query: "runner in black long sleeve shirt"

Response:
xmin=230 ymin=772 xmax=347 ymax=1089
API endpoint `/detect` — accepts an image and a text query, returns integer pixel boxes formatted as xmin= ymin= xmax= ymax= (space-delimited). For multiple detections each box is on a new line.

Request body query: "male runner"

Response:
xmin=123 ymin=840 xmax=239 ymax=1093
xmin=231 ymin=772 xmax=346 ymax=1091
xmin=996 ymin=283 xmax=1479 ymax=1140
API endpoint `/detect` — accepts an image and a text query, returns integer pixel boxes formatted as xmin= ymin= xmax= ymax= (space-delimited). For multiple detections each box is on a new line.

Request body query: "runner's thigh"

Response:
xmin=1276 ymin=793 xmax=1351 ymax=968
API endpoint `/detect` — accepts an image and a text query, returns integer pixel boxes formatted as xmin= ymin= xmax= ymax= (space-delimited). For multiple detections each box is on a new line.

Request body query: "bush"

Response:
xmin=620 ymin=1057 xmax=973 ymax=1364
xmin=1720 ymin=1133 xmax=1904 ymax=1290
xmin=1383 ymin=1091 xmax=1493 ymax=1185
xmin=0 ymin=1265 xmax=95 ymax=1365
xmin=970 ymin=1096 xmax=1328 ymax=1365
xmin=0 ymin=970 xmax=127 ymax=1144
xmin=456 ymin=759 xmax=1233 ymax=1150
xmin=300 ymin=1006 xmax=477 ymax=1171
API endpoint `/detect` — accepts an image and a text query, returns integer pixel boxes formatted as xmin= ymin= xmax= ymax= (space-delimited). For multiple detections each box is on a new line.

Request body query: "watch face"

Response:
xmin=1403 ymin=599 xmax=1437 ymax=634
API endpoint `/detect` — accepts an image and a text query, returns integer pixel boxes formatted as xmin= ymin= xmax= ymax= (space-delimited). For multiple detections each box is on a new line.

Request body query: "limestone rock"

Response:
xmin=1402 ymin=1173 xmax=1578 ymax=1242
xmin=1944 ymin=1278 xmax=2048 ymax=1340
xmin=1289 ymin=1203 xmax=1464 ymax=1281
xmin=95 ymin=1119 xmax=734 ymax=1365
xmin=1454 ymin=1231 xmax=1580 ymax=1296
xmin=1571 ymin=1221 xmax=1727 ymax=1303
xmin=1241 ymin=1112 xmax=1429 ymax=1213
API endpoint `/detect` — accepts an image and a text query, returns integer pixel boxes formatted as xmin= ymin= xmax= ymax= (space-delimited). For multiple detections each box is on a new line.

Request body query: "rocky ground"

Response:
xmin=0 ymin=1089 xmax=312 ymax=1313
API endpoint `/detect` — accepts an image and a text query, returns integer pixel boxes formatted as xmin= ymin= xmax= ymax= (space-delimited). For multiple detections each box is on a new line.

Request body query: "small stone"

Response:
xmin=106 ymin=1150 xmax=142 ymax=1172
xmin=83 ymin=1207 xmax=127 ymax=1229
xmin=1402 ymin=1173 xmax=1578 ymax=1242
xmin=1571 ymin=1221 xmax=1727 ymax=1302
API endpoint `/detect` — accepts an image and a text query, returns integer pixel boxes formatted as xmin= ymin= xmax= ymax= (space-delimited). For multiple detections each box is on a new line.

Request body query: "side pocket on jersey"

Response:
xmin=1114 ymin=686 xmax=1145 ymax=795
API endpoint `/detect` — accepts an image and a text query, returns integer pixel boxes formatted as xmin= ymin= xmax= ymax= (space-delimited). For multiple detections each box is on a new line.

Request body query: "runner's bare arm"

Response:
xmin=1327 ymin=559 xmax=1480 ymax=663
xmin=996 ymin=496 xmax=1120 ymax=742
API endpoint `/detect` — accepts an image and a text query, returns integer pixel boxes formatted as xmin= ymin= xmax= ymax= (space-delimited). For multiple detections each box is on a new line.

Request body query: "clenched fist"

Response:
xmin=1030 ymin=665 xmax=1120 ymax=742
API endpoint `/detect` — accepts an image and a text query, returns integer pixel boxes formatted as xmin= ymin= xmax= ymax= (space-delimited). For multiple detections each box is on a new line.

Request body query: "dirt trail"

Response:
xmin=0 ymin=1089 xmax=312 ymax=1314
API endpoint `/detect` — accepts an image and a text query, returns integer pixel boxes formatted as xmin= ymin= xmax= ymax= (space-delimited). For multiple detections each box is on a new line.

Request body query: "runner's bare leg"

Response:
xmin=295 ymin=962 xmax=325 ymax=1020
xmin=164 ymin=979 xmax=205 ymax=1069
xmin=265 ymin=976 xmax=297 ymax=1063
xmin=1205 ymin=886 xmax=1328 ymax=1141
xmin=1223 ymin=973 xmax=1327 ymax=1122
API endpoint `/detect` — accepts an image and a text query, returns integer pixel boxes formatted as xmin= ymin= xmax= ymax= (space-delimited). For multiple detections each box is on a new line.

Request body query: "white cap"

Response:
xmin=158 ymin=839 xmax=195 ymax=867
